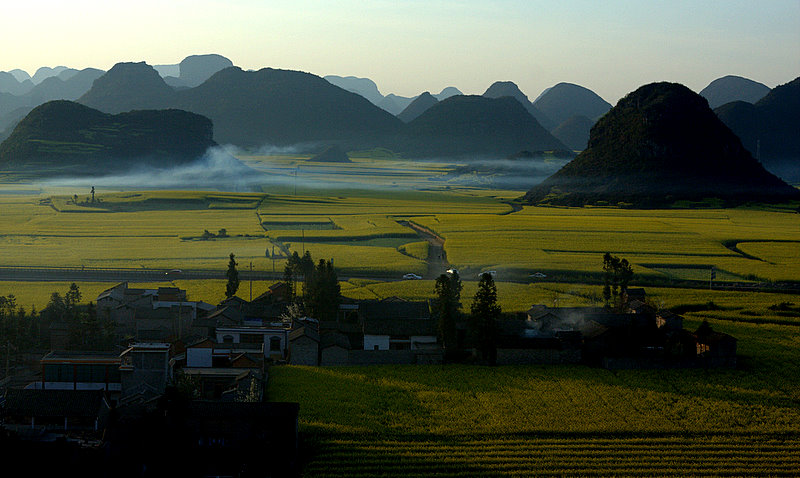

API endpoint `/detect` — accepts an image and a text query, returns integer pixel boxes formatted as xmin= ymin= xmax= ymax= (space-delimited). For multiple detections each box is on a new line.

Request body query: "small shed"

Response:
xmin=289 ymin=326 xmax=320 ymax=365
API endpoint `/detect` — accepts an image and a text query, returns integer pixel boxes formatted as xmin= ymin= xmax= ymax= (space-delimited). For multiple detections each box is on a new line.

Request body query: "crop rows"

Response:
xmin=301 ymin=435 xmax=800 ymax=477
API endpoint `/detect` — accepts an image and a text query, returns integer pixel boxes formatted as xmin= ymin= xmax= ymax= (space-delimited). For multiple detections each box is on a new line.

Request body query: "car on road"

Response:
xmin=529 ymin=272 xmax=547 ymax=278
xmin=403 ymin=273 xmax=422 ymax=280
xmin=165 ymin=269 xmax=183 ymax=277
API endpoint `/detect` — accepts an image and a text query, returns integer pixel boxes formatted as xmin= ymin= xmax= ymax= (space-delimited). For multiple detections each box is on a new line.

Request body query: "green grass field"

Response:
xmin=269 ymin=311 xmax=800 ymax=476
xmin=2 ymin=153 xmax=799 ymax=476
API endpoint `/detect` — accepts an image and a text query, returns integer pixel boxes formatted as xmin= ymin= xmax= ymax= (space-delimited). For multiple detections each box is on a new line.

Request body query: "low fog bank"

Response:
xmin=437 ymin=157 xmax=569 ymax=190
xmin=35 ymin=144 xmax=570 ymax=193
xmin=39 ymin=146 xmax=265 ymax=192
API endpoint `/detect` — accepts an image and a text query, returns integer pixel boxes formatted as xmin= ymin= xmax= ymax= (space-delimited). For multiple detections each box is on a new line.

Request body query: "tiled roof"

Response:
xmin=363 ymin=318 xmax=437 ymax=336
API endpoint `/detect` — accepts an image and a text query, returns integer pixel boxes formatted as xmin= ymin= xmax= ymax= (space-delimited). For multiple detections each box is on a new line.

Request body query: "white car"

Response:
xmin=403 ymin=273 xmax=422 ymax=280
xmin=529 ymin=272 xmax=547 ymax=278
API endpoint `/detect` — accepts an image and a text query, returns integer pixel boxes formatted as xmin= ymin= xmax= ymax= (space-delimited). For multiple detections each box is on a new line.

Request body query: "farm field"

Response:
xmin=1 ymin=181 xmax=798 ymax=285
xmin=2 ymin=154 xmax=799 ymax=476
xmin=268 ymin=312 xmax=800 ymax=476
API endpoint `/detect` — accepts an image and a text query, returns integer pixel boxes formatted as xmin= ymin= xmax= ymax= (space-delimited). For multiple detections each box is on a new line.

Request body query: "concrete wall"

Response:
xmin=410 ymin=335 xmax=437 ymax=350
xmin=320 ymin=346 xmax=349 ymax=366
xmin=363 ymin=334 xmax=389 ymax=350
xmin=348 ymin=350 xmax=415 ymax=365
xmin=290 ymin=337 xmax=319 ymax=366
xmin=495 ymin=348 xmax=581 ymax=365
xmin=187 ymin=348 xmax=212 ymax=368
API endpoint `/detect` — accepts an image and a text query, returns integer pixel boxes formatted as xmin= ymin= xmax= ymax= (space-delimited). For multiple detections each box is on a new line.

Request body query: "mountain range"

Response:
xmin=714 ymin=77 xmax=800 ymax=182
xmin=0 ymin=100 xmax=215 ymax=173
xmin=523 ymin=82 xmax=799 ymax=207
xmin=699 ymin=75 xmax=771 ymax=109
xmin=323 ymin=75 xmax=463 ymax=115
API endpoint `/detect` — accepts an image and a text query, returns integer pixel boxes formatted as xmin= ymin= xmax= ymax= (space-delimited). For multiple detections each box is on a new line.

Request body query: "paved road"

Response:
xmin=0 ymin=266 xmax=403 ymax=283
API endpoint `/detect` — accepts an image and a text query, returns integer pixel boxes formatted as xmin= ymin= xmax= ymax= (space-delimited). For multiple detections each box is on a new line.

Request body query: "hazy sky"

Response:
xmin=2 ymin=0 xmax=798 ymax=103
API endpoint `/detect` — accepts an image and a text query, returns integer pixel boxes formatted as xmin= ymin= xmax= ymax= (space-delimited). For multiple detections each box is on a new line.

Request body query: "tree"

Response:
xmin=299 ymin=251 xmax=315 ymax=297
xmin=304 ymin=259 xmax=341 ymax=321
xmin=65 ymin=283 xmax=81 ymax=316
xmin=434 ymin=271 xmax=462 ymax=358
xmin=470 ymin=272 xmax=501 ymax=365
xmin=225 ymin=253 xmax=239 ymax=298
xmin=603 ymin=253 xmax=634 ymax=309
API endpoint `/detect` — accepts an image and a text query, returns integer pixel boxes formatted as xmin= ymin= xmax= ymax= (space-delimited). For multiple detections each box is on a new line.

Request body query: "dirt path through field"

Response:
xmin=396 ymin=220 xmax=450 ymax=278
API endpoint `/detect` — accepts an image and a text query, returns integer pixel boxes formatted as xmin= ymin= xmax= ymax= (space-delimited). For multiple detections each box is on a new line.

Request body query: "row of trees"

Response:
xmin=434 ymin=271 xmax=501 ymax=364
xmin=0 ymin=283 xmax=115 ymax=375
xmin=225 ymin=251 xmax=341 ymax=321
xmin=283 ymin=251 xmax=341 ymax=321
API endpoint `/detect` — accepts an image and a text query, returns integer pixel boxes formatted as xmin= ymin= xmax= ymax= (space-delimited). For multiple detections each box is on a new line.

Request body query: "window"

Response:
xmin=222 ymin=335 xmax=234 ymax=344
xmin=241 ymin=333 xmax=263 ymax=344
xmin=269 ymin=337 xmax=282 ymax=352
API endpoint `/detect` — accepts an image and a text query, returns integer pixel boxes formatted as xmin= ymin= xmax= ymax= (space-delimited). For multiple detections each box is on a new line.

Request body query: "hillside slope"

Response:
xmin=0 ymin=100 xmax=215 ymax=172
xmin=524 ymin=82 xmax=799 ymax=206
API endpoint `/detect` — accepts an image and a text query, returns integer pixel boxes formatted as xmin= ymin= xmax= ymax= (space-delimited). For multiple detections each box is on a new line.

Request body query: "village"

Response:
xmin=0 ymin=270 xmax=737 ymax=475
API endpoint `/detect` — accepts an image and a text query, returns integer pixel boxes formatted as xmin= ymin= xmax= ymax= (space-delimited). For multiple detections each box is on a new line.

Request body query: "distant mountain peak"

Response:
xmin=700 ymin=75 xmax=770 ymax=109
xmin=532 ymin=82 xmax=611 ymax=127
xmin=78 ymin=62 xmax=175 ymax=114
xmin=397 ymin=91 xmax=438 ymax=123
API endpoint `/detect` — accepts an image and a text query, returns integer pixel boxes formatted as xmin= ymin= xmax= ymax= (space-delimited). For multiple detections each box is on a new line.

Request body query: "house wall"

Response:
xmin=364 ymin=334 xmax=390 ymax=350
xmin=349 ymin=350 xmax=414 ymax=365
xmin=290 ymin=337 xmax=319 ymax=366
xmin=320 ymin=346 xmax=349 ymax=366
xmin=410 ymin=335 xmax=437 ymax=350
xmin=216 ymin=330 xmax=287 ymax=354
xmin=187 ymin=348 xmax=213 ymax=368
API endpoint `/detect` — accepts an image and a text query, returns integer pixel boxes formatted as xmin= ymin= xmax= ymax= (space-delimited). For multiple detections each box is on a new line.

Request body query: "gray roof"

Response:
xmin=363 ymin=318 xmax=437 ymax=337
xmin=289 ymin=326 xmax=320 ymax=342
xmin=359 ymin=298 xmax=430 ymax=321
xmin=320 ymin=331 xmax=351 ymax=350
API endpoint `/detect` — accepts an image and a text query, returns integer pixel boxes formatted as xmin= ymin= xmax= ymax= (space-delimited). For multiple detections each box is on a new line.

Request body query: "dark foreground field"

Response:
xmin=268 ymin=314 xmax=800 ymax=477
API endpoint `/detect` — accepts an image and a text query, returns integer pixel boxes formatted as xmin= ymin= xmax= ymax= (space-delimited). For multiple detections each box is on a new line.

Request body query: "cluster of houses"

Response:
xmin=0 ymin=282 xmax=736 ymax=474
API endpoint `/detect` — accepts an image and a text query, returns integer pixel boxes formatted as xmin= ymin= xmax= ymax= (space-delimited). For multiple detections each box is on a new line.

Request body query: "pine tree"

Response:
xmin=305 ymin=259 xmax=340 ymax=321
xmin=434 ymin=271 xmax=462 ymax=357
xmin=225 ymin=253 xmax=239 ymax=298
xmin=470 ymin=272 xmax=501 ymax=365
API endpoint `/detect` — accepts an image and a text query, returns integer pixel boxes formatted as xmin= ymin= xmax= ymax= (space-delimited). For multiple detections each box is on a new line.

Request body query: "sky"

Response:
xmin=2 ymin=0 xmax=798 ymax=103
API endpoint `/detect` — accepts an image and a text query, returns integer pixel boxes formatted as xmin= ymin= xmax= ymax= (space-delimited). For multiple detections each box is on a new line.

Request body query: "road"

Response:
xmin=0 ymin=266 xmax=405 ymax=283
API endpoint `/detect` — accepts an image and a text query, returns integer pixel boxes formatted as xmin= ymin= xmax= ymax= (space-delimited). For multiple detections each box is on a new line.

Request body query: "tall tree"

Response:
xmin=64 ymin=283 xmax=82 ymax=319
xmin=603 ymin=253 xmax=634 ymax=309
xmin=284 ymin=251 xmax=301 ymax=301
xmin=305 ymin=259 xmax=341 ymax=321
xmin=434 ymin=271 xmax=462 ymax=357
xmin=470 ymin=272 xmax=501 ymax=365
xmin=299 ymin=251 xmax=315 ymax=298
xmin=225 ymin=253 xmax=240 ymax=298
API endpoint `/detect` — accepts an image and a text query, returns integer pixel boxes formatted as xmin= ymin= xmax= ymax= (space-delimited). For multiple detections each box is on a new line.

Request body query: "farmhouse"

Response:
xmin=96 ymin=282 xmax=214 ymax=342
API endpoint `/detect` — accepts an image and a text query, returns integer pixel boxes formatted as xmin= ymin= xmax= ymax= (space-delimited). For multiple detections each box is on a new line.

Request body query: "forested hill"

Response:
xmin=0 ymin=100 xmax=215 ymax=172
xmin=715 ymin=77 xmax=800 ymax=182
xmin=523 ymin=82 xmax=800 ymax=207
xmin=396 ymin=95 xmax=566 ymax=157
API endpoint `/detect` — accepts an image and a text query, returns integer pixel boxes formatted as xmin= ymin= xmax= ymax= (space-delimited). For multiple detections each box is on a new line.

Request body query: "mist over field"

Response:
xmin=39 ymin=146 xmax=264 ymax=191
xmin=440 ymin=156 xmax=570 ymax=190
